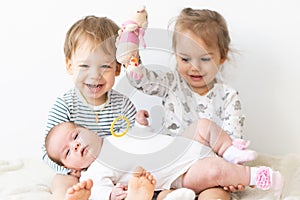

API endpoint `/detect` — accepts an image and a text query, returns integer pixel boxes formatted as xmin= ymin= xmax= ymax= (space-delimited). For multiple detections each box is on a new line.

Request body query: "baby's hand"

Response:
xmin=110 ymin=183 xmax=128 ymax=200
xmin=126 ymin=56 xmax=143 ymax=80
xmin=69 ymin=169 xmax=81 ymax=178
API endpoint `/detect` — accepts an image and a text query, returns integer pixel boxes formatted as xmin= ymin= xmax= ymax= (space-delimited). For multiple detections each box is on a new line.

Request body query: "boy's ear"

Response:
xmin=115 ymin=62 xmax=121 ymax=76
xmin=66 ymin=58 xmax=73 ymax=75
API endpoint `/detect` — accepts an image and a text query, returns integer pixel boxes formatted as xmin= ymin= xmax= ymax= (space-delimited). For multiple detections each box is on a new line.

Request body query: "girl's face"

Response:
xmin=48 ymin=123 xmax=102 ymax=170
xmin=66 ymin=41 xmax=119 ymax=105
xmin=175 ymin=30 xmax=226 ymax=95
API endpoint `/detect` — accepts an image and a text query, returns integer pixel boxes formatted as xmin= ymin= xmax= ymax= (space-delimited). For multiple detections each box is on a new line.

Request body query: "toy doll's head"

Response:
xmin=131 ymin=5 xmax=148 ymax=29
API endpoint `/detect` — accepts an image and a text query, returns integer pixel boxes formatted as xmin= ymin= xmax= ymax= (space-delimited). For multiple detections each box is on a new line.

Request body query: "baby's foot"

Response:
xmin=65 ymin=179 xmax=93 ymax=200
xmin=125 ymin=166 xmax=156 ymax=200
xmin=164 ymin=188 xmax=195 ymax=200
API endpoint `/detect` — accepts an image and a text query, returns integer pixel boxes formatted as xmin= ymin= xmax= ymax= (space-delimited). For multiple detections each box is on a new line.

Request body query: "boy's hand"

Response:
xmin=136 ymin=109 xmax=149 ymax=126
xmin=110 ymin=183 xmax=128 ymax=200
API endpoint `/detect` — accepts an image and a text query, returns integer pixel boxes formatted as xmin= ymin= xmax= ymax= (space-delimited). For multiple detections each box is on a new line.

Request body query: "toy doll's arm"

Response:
xmin=125 ymin=24 xmax=138 ymax=31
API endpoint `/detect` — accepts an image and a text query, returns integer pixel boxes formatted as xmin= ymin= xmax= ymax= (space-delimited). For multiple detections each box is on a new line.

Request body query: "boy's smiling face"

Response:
xmin=66 ymin=40 xmax=119 ymax=105
xmin=47 ymin=122 xmax=102 ymax=170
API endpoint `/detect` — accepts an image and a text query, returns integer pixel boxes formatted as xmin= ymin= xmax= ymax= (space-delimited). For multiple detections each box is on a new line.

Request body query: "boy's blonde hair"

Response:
xmin=64 ymin=16 xmax=120 ymax=60
xmin=173 ymin=8 xmax=231 ymax=60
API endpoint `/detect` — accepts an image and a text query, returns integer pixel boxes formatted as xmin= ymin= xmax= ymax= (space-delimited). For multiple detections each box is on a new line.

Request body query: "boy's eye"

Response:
xmin=100 ymin=65 xmax=111 ymax=69
xmin=79 ymin=64 xmax=89 ymax=68
xmin=201 ymin=57 xmax=211 ymax=62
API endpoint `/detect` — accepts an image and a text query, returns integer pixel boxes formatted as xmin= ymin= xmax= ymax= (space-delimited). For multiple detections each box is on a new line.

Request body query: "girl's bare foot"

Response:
xmin=65 ymin=179 xmax=93 ymax=200
xmin=125 ymin=166 xmax=156 ymax=200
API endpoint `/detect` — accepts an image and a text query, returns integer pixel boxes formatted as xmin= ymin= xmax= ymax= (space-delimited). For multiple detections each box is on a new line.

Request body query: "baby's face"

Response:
xmin=48 ymin=123 xmax=101 ymax=170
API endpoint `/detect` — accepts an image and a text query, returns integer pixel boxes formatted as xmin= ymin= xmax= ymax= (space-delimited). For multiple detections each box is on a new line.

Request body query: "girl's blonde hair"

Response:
xmin=172 ymin=8 xmax=231 ymax=60
xmin=64 ymin=16 xmax=119 ymax=60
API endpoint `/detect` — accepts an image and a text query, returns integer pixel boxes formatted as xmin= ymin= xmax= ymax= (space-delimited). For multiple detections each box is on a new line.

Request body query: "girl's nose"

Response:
xmin=191 ymin=61 xmax=201 ymax=71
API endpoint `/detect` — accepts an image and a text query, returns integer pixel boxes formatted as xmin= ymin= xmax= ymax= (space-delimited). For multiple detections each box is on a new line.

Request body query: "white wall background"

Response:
xmin=0 ymin=0 xmax=299 ymax=160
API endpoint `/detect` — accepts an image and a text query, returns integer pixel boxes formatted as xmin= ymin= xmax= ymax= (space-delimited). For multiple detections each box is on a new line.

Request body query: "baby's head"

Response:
xmin=173 ymin=8 xmax=230 ymax=61
xmin=64 ymin=16 xmax=121 ymax=105
xmin=45 ymin=122 xmax=102 ymax=171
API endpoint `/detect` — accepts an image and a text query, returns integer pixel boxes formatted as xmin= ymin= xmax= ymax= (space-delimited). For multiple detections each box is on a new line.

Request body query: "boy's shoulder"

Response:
xmin=109 ymin=89 xmax=130 ymax=99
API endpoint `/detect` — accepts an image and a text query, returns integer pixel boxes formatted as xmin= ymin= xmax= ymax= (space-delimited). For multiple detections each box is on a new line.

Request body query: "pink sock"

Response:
xmin=250 ymin=166 xmax=283 ymax=192
xmin=223 ymin=145 xmax=257 ymax=164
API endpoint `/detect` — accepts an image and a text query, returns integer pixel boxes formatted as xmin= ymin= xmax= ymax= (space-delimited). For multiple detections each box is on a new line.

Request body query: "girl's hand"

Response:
xmin=223 ymin=184 xmax=245 ymax=192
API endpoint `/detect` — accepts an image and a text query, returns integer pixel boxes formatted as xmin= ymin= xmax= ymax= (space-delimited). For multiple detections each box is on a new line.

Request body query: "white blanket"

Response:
xmin=0 ymin=154 xmax=299 ymax=200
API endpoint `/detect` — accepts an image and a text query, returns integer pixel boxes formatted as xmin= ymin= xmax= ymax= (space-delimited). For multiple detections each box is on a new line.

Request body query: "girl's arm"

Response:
xmin=125 ymin=57 xmax=175 ymax=98
xmin=222 ymin=90 xmax=245 ymax=139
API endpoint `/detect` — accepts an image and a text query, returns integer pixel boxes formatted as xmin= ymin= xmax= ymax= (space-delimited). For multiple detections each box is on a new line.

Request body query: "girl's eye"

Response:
xmin=181 ymin=57 xmax=190 ymax=62
xmin=79 ymin=64 xmax=89 ymax=68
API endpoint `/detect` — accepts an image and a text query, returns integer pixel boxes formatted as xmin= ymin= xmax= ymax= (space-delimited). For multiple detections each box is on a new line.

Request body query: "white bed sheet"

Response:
xmin=0 ymin=154 xmax=299 ymax=200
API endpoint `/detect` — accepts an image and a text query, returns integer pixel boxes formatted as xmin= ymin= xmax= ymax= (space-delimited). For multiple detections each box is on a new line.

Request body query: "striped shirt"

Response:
xmin=42 ymin=88 xmax=137 ymax=174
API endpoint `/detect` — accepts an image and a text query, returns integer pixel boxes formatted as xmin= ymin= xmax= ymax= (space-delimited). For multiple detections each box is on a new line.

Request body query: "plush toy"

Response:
xmin=116 ymin=5 xmax=148 ymax=65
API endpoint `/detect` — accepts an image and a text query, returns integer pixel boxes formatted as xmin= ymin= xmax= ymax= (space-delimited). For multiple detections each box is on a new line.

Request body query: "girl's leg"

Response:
xmin=182 ymin=118 xmax=257 ymax=163
xmin=182 ymin=118 xmax=231 ymax=155
xmin=181 ymin=157 xmax=281 ymax=193
xmin=198 ymin=187 xmax=230 ymax=200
